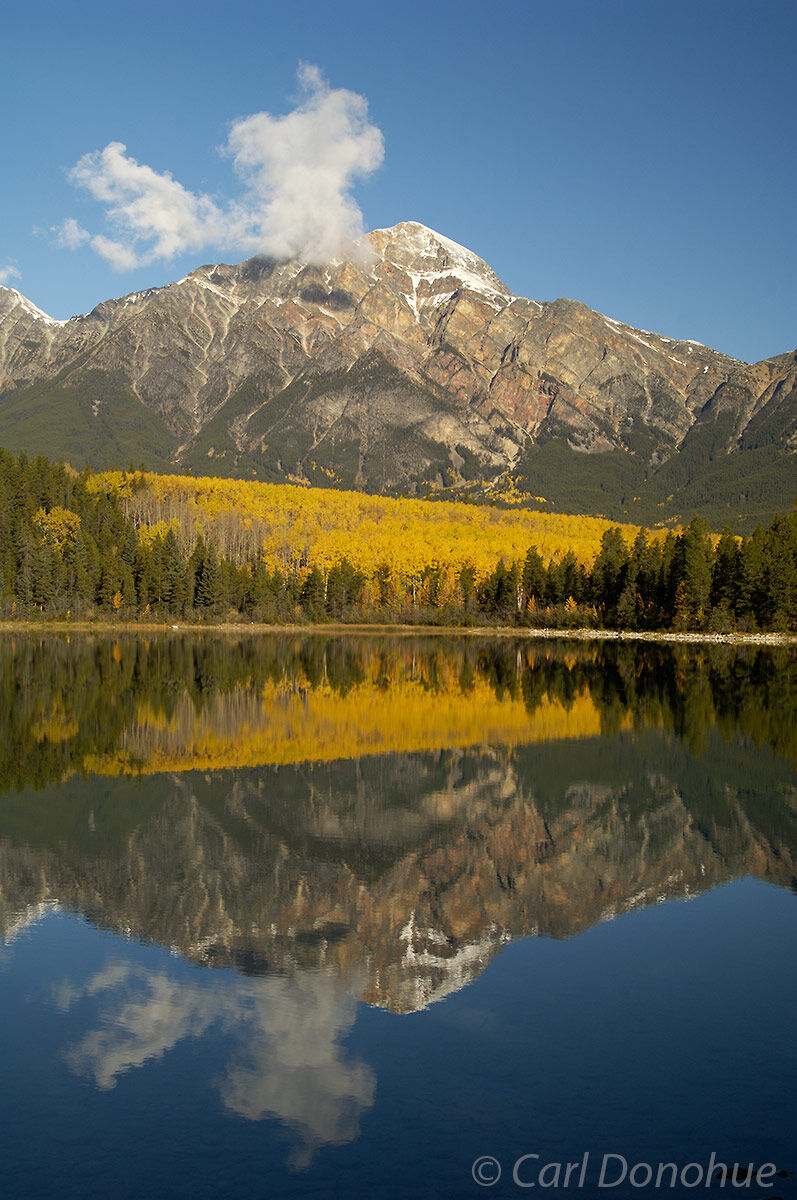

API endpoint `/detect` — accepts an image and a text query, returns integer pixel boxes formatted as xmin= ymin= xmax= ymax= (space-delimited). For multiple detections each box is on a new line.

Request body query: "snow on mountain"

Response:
xmin=0 ymin=287 xmax=65 ymax=326
xmin=368 ymin=221 xmax=515 ymax=315
xmin=0 ymin=222 xmax=792 ymax=528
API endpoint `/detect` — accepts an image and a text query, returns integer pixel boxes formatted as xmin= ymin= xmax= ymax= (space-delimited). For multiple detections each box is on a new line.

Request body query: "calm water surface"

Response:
xmin=0 ymin=634 xmax=795 ymax=1199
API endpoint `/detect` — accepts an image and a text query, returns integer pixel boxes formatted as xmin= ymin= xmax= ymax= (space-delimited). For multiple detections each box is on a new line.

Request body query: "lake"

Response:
xmin=1 ymin=633 xmax=795 ymax=1199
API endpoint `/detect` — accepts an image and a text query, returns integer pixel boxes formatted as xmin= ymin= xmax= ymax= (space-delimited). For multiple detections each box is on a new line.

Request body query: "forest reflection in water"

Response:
xmin=1 ymin=633 xmax=795 ymax=1191
xmin=0 ymin=631 xmax=795 ymax=788
xmin=1 ymin=632 xmax=794 ymax=998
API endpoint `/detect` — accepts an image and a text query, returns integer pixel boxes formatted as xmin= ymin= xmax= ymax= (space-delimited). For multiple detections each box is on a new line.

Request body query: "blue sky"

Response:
xmin=4 ymin=0 xmax=795 ymax=363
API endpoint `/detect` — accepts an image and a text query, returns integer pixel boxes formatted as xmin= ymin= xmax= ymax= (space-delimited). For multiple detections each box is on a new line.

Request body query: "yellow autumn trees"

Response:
xmin=92 ymin=469 xmax=648 ymax=598
xmin=33 ymin=506 xmax=81 ymax=553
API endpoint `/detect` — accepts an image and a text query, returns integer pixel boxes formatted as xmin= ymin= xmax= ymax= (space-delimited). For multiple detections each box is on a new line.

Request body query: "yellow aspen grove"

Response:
xmin=33 ymin=506 xmax=81 ymax=553
xmin=92 ymin=470 xmax=653 ymax=593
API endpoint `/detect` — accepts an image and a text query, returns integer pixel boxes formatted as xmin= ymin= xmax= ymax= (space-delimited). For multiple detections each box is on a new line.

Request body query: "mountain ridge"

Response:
xmin=1 ymin=222 xmax=794 ymax=530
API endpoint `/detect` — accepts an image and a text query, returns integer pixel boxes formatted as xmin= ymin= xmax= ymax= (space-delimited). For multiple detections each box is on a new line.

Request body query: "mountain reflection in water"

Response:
xmin=1 ymin=633 xmax=796 ymax=1188
xmin=1 ymin=633 xmax=794 ymax=1015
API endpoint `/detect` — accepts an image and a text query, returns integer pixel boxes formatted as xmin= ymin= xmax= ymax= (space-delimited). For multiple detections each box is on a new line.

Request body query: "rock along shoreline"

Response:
xmin=0 ymin=621 xmax=794 ymax=647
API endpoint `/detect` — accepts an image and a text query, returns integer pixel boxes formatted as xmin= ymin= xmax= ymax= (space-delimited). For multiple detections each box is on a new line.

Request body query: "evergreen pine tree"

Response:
xmin=301 ymin=566 xmax=326 ymax=620
xmin=521 ymin=546 xmax=546 ymax=607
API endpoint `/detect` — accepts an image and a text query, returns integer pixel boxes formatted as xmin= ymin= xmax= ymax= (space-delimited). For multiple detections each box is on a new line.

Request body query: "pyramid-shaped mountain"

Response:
xmin=0 ymin=222 xmax=793 ymax=528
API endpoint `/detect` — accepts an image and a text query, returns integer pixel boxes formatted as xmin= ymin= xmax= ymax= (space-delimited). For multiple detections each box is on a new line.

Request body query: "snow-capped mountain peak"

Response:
xmin=368 ymin=221 xmax=514 ymax=310
xmin=0 ymin=286 xmax=64 ymax=327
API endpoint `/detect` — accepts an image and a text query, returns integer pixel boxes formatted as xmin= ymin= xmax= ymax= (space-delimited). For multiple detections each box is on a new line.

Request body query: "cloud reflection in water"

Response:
xmin=54 ymin=958 xmax=375 ymax=1167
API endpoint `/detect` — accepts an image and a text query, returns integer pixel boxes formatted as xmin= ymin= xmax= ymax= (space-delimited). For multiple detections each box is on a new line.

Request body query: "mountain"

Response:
xmin=1 ymin=222 xmax=794 ymax=529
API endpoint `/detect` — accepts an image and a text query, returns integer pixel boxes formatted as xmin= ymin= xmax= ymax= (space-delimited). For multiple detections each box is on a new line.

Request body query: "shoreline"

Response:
xmin=0 ymin=620 xmax=794 ymax=647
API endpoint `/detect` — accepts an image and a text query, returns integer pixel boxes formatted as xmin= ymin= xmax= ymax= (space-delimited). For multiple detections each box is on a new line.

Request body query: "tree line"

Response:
xmin=0 ymin=448 xmax=794 ymax=631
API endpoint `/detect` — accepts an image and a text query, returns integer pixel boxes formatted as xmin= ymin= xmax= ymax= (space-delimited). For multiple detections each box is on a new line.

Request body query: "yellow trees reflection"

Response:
xmin=86 ymin=677 xmax=613 ymax=776
xmin=3 ymin=633 xmax=793 ymax=795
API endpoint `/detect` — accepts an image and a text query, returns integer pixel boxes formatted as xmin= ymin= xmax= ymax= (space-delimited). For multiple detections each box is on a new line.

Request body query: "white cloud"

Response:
xmin=62 ymin=65 xmax=384 ymax=271
xmin=67 ymin=141 xmax=227 ymax=270
xmin=225 ymin=61 xmax=385 ymax=263
xmin=0 ymin=263 xmax=21 ymax=286
xmin=55 ymin=218 xmax=91 ymax=250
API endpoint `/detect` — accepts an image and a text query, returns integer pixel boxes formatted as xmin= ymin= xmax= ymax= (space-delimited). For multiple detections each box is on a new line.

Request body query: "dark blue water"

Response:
xmin=2 ymin=880 xmax=795 ymax=1200
xmin=0 ymin=635 xmax=795 ymax=1199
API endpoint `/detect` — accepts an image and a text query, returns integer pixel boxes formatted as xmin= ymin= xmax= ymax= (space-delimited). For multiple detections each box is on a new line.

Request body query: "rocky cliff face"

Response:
xmin=1 ymin=222 xmax=794 ymax=524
